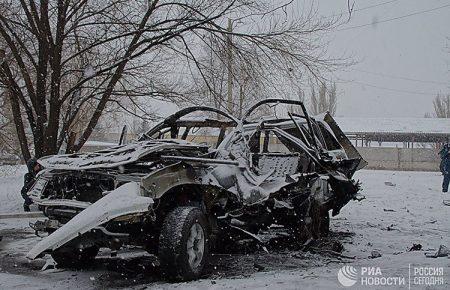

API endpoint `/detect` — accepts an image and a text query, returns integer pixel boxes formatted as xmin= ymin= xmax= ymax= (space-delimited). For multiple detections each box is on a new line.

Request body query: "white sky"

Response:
xmin=138 ymin=0 xmax=450 ymax=125
xmin=315 ymin=0 xmax=450 ymax=117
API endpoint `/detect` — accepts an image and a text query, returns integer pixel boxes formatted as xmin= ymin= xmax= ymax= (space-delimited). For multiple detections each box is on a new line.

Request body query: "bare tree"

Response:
xmin=0 ymin=43 xmax=22 ymax=159
xmin=309 ymin=82 xmax=337 ymax=116
xmin=173 ymin=4 xmax=345 ymax=118
xmin=0 ymin=0 xmax=345 ymax=160
xmin=186 ymin=36 xmax=275 ymax=118
xmin=0 ymin=88 xmax=22 ymax=158
xmin=433 ymin=94 xmax=450 ymax=118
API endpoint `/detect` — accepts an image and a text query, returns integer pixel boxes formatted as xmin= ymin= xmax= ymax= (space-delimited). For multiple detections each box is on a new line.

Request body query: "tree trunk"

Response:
xmin=8 ymin=89 xmax=31 ymax=161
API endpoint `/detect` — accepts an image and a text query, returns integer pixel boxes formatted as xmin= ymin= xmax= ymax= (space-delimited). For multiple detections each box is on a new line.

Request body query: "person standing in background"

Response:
xmin=439 ymin=144 xmax=450 ymax=193
xmin=20 ymin=158 xmax=41 ymax=212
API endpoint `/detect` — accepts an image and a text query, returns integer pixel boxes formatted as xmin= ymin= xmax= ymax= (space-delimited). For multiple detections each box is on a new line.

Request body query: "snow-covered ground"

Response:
xmin=0 ymin=165 xmax=28 ymax=213
xmin=0 ymin=167 xmax=449 ymax=289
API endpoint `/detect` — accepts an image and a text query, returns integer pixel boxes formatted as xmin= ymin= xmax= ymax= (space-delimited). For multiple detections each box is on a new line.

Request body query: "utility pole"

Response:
xmin=238 ymin=67 xmax=247 ymax=119
xmin=226 ymin=18 xmax=233 ymax=114
xmin=239 ymin=83 xmax=243 ymax=118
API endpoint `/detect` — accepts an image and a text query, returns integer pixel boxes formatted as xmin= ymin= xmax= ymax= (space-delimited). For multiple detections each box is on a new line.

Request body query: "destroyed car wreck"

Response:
xmin=25 ymin=99 xmax=366 ymax=280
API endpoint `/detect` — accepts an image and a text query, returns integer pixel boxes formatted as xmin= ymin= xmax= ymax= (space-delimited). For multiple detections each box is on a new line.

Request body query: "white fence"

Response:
xmin=357 ymin=147 xmax=440 ymax=171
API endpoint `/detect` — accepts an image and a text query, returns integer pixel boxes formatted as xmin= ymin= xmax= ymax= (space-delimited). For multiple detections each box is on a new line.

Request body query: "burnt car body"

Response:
xmin=26 ymin=99 xmax=366 ymax=280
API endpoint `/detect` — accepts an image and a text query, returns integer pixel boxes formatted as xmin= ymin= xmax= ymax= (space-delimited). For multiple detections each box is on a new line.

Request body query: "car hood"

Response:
xmin=38 ymin=139 xmax=208 ymax=170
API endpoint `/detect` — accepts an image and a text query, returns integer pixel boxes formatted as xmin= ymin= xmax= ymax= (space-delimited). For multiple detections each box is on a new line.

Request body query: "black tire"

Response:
xmin=158 ymin=206 xmax=209 ymax=281
xmin=51 ymin=246 xmax=99 ymax=268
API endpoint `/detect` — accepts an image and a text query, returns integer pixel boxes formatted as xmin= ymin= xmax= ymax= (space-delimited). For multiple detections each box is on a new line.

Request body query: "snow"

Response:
xmin=334 ymin=117 xmax=450 ymax=134
xmin=1 ymin=168 xmax=449 ymax=289
xmin=38 ymin=140 xmax=204 ymax=170
xmin=83 ymin=140 xmax=117 ymax=147
xmin=0 ymin=165 xmax=27 ymax=213
xmin=83 ymin=65 xmax=96 ymax=78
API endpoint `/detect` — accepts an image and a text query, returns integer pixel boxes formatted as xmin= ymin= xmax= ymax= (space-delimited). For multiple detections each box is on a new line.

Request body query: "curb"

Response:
xmin=0 ymin=211 xmax=44 ymax=219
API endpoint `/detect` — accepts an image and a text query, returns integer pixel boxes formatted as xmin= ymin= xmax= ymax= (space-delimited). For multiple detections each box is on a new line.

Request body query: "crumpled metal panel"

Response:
xmin=38 ymin=140 xmax=207 ymax=170
xmin=257 ymin=155 xmax=299 ymax=178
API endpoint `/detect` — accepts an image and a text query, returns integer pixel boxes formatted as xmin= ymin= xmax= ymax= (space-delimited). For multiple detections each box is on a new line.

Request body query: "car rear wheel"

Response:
xmin=51 ymin=245 xmax=99 ymax=268
xmin=158 ymin=206 xmax=209 ymax=281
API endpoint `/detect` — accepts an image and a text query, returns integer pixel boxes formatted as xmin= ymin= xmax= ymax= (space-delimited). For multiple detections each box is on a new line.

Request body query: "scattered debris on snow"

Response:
xmin=425 ymin=245 xmax=449 ymax=258
xmin=369 ymin=250 xmax=382 ymax=259
xmin=408 ymin=243 xmax=422 ymax=251
xmin=41 ymin=259 xmax=56 ymax=271
xmin=383 ymin=208 xmax=396 ymax=212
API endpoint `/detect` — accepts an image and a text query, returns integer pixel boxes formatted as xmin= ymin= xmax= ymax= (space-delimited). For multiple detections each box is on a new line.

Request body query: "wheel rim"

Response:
xmin=186 ymin=222 xmax=205 ymax=269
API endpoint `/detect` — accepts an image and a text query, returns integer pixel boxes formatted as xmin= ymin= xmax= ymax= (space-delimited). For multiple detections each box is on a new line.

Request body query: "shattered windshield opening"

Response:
xmin=243 ymin=99 xmax=308 ymax=124
xmin=140 ymin=107 xmax=239 ymax=148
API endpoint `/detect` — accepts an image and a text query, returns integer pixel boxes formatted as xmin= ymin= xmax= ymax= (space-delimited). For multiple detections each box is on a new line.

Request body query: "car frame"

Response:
xmin=26 ymin=99 xmax=366 ymax=280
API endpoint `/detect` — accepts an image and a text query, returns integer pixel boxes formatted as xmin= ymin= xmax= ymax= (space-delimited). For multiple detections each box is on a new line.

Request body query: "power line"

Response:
xmin=338 ymin=3 xmax=450 ymax=31
xmin=348 ymin=68 xmax=449 ymax=85
xmin=352 ymin=0 xmax=400 ymax=13
xmin=326 ymin=0 xmax=400 ymax=19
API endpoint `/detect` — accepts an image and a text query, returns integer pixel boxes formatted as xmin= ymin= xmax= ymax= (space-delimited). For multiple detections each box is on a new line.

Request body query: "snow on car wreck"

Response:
xmin=25 ymin=99 xmax=366 ymax=280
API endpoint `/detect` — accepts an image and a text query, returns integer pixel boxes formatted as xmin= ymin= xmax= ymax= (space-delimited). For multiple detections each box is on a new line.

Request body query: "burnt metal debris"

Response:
xmin=25 ymin=99 xmax=366 ymax=280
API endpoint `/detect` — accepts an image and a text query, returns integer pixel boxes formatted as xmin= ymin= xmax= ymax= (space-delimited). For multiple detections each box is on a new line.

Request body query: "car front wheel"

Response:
xmin=158 ymin=206 xmax=209 ymax=281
